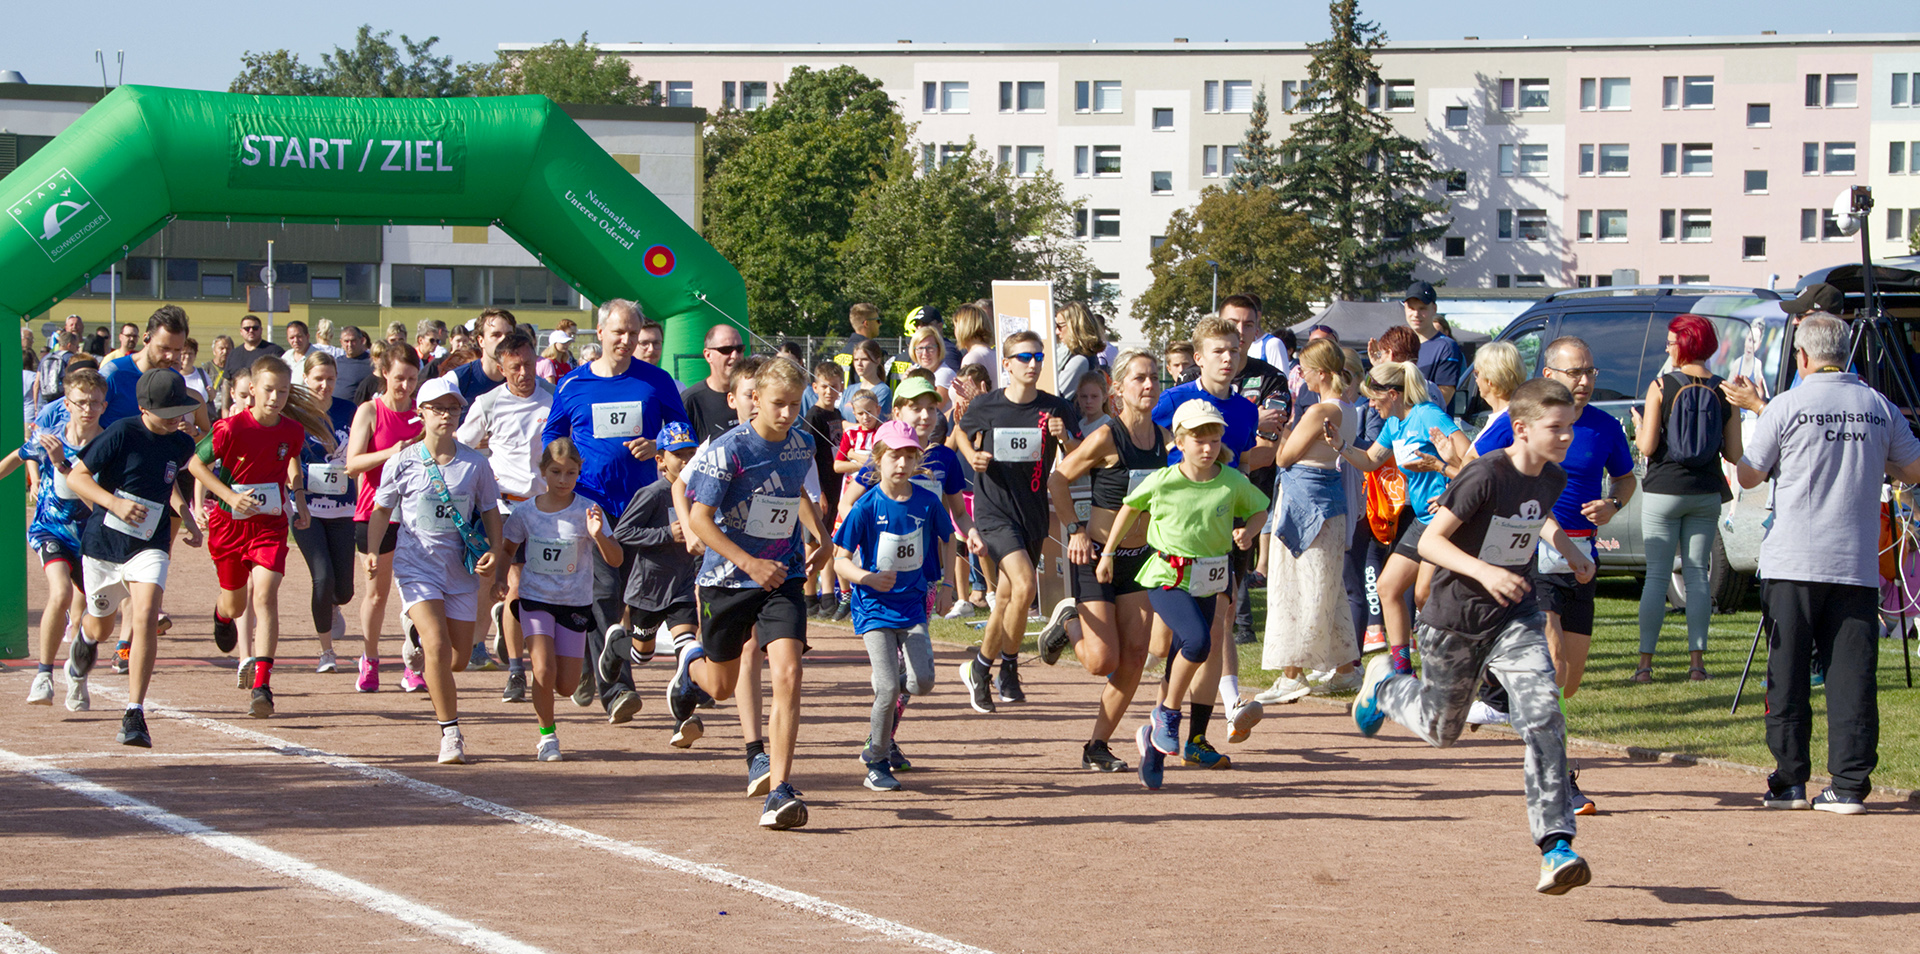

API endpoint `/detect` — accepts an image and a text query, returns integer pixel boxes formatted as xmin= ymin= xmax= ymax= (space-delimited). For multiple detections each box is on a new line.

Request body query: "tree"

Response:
xmin=1276 ymin=0 xmax=1450 ymax=299
xmin=1229 ymin=85 xmax=1284 ymax=190
xmin=231 ymin=26 xmax=471 ymax=97
xmin=464 ymin=33 xmax=650 ymax=105
xmin=1131 ymin=186 xmax=1327 ymax=346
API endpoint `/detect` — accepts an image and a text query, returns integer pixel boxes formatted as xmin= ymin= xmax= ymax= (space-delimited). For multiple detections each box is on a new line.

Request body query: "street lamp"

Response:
xmin=1207 ymin=260 xmax=1220 ymax=315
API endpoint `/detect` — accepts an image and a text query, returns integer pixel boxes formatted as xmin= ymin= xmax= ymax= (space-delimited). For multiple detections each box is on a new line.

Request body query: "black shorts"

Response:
xmin=1070 ymin=541 xmax=1155 ymax=602
xmin=699 ymin=577 xmax=810 ymax=664
xmin=634 ymin=600 xmax=698 ymax=633
xmin=1390 ymin=515 xmax=1426 ymax=563
xmin=511 ymin=598 xmax=593 ymax=634
xmin=354 ymin=520 xmax=399 ymax=555
xmin=1533 ymin=571 xmax=1598 ymax=634
xmin=977 ymin=518 xmax=1045 ymax=567
xmin=32 ymin=536 xmax=81 ymax=578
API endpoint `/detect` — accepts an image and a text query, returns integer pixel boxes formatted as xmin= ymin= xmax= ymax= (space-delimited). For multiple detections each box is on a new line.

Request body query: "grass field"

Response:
xmin=927 ymin=576 xmax=1920 ymax=792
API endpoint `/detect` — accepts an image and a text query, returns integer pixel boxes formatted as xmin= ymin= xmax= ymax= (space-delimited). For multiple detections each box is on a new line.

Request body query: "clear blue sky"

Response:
xmin=4 ymin=1 xmax=1914 ymax=92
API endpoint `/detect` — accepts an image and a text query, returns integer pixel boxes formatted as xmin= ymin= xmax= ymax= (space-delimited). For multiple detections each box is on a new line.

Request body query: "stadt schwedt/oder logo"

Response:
xmin=8 ymin=167 xmax=112 ymax=264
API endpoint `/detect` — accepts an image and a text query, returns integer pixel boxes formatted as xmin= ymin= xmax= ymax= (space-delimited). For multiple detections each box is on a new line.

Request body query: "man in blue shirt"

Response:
xmin=101 ymin=306 xmax=192 ymax=426
xmin=440 ymin=309 xmax=516 ymax=410
xmin=1405 ymin=281 xmax=1464 ymax=408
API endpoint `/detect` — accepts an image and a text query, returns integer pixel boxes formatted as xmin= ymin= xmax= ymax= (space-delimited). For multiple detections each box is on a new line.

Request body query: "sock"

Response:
xmin=508 ymin=657 xmax=527 ymax=675
xmin=745 ymin=739 xmax=767 ymax=764
xmin=999 ymin=651 xmax=1018 ymax=666
xmin=38 ymin=663 xmax=53 ymax=674
xmin=1541 ymin=837 xmax=1571 ymax=856
xmin=1389 ymin=645 xmax=1413 ymax=675
xmin=126 ymin=703 xmax=142 ymax=712
xmin=439 ymin=719 xmax=460 ymax=736
xmin=1190 ymin=702 xmax=1214 ymax=741
xmin=672 ymin=629 xmax=697 ymax=652
xmin=214 ymin=611 xmax=233 ymax=627
xmin=975 ymin=650 xmax=992 ymax=669
xmin=1220 ymin=675 xmax=1242 ymax=703
xmin=538 ymin=724 xmax=556 ymax=736
xmin=252 ymin=657 xmax=274 ymax=689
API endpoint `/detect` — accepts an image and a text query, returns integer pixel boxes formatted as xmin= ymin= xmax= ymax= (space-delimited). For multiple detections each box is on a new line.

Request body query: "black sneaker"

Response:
xmin=831 ymin=600 xmax=852 ymax=622
xmin=668 ymin=666 xmax=697 ymax=726
xmin=995 ymin=657 xmax=1026 ymax=703
xmin=863 ymin=761 xmax=901 ymax=792
xmin=1762 ymin=773 xmax=1810 ymax=810
xmin=248 ymin=686 xmax=275 ymax=719
xmin=1233 ymin=624 xmax=1258 ymax=646
xmin=599 ymin=625 xmax=631 ymax=687
xmin=1037 ymin=601 xmax=1077 ymax=666
xmin=1811 ymin=787 xmax=1866 ymax=815
xmin=959 ymin=657 xmax=996 ymax=714
xmin=66 ymin=637 xmax=99 ymax=679
xmin=759 ymin=782 xmax=809 ymax=830
xmin=1082 ymin=739 xmax=1127 ymax=772
xmin=807 ymin=595 xmax=826 ymax=619
xmin=117 ymin=708 xmax=152 ymax=748
xmin=501 ymin=671 xmax=528 ymax=703
xmin=213 ymin=615 xmax=239 ymax=654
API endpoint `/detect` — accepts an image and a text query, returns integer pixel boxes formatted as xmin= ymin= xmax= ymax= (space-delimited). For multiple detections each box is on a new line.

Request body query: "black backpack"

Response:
xmin=1661 ymin=372 xmax=1723 ymax=468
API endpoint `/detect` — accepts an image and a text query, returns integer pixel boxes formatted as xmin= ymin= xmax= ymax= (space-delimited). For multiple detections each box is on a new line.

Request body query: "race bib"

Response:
xmin=1392 ymin=438 xmax=1428 ymax=468
xmin=306 ymin=463 xmax=347 ymax=496
xmin=1477 ymin=515 xmax=1544 ymax=568
xmin=1536 ymin=534 xmax=1594 ymax=576
xmin=875 ymin=529 xmax=921 ymax=573
xmin=591 ymin=400 xmax=645 ymax=440
xmin=231 ymin=482 xmax=283 ymax=517
xmin=1188 ymin=555 xmax=1231 ymax=597
xmin=419 ymin=494 xmax=471 ymax=534
xmin=745 ymin=494 xmax=801 ymax=539
xmin=104 ymin=491 xmax=164 ymax=540
xmin=994 ymin=427 xmax=1042 ymax=463
xmin=1127 ymin=469 xmax=1155 ymax=494
xmin=911 ymin=475 xmax=943 ymax=496
xmin=527 ymin=536 xmax=579 ymax=576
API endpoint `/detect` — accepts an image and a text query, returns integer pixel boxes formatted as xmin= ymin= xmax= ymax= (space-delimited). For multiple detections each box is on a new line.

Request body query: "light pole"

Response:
xmin=1207 ymin=260 xmax=1220 ymax=315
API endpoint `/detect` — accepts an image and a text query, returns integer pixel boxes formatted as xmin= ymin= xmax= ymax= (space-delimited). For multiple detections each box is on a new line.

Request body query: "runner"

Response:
xmin=501 ymin=437 xmax=620 ymax=762
xmin=345 ymin=345 xmax=424 ymax=692
xmin=290 ymin=352 xmax=357 ymax=674
xmin=366 ymin=377 xmax=505 ymax=764
xmin=1100 ymin=399 xmax=1270 ymax=789
xmin=954 ymin=329 xmax=1082 ymax=713
xmin=1045 ymin=349 xmax=1166 ymax=772
xmin=616 ymin=422 xmax=706 ymax=747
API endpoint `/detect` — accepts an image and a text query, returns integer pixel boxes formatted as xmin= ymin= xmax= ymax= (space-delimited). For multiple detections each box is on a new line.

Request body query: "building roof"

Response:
xmin=505 ymin=32 xmax=1920 ymax=55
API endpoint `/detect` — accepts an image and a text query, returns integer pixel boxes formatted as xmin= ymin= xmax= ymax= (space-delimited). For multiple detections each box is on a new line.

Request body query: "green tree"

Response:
xmin=1277 ymin=0 xmax=1450 ymax=299
xmin=1229 ymin=85 xmax=1284 ymax=190
xmin=464 ymin=33 xmax=649 ymax=105
xmin=1131 ymin=186 xmax=1327 ymax=345
xmin=231 ymin=26 xmax=471 ymax=97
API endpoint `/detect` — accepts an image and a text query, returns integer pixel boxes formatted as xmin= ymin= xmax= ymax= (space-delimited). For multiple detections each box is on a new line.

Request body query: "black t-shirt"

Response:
xmin=1644 ymin=371 xmax=1734 ymax=498
xmin=1234 ymin=356 xmax=1288 ymax=493
xmin=681 ymin=380 xmax=737 ymax=442
xmin=1422 ymin=449 xmax=1566 ymax=635
xmin=800 ymin=404 xmax=845 ymax=498
xmin=78 ymin=417 xmax=197 ymax=562
xmin=225 ymin=341 xmax=285 ymax=376
xmin=958 ymin=388 xmax=1083 ymax=533
xmin=352 ymin=373 xmax=383 ymax=406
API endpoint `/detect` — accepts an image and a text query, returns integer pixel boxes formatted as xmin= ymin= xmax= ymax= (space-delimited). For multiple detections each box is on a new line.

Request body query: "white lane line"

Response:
xmin=0 ymin=746 xmax=547 ymax=954
xmin=28 ymin=751 xmax=272 ymax=762
xmin=0 ymin=922 xmax=59 ymax=954
xmin=97 ymin=689 xmax=997 ymax=954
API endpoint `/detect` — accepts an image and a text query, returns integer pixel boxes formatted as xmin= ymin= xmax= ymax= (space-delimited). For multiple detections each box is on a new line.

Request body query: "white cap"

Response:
xmin=1170 ymin=398 xmax=1227 ymax=435
xmin=415 ymin=377 xmax=467 ymax=408
xmin=547 ymin=329 xmax=574 ymax=347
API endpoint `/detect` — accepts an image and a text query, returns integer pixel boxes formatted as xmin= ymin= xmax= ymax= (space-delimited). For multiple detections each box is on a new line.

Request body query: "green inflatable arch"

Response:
xmin=0 ymin=85 xmax=749 ymax=657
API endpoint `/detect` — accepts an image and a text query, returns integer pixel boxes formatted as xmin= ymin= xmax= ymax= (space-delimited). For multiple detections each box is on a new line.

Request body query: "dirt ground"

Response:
xmin=3 ymin=545 xmax=1918 ymax=954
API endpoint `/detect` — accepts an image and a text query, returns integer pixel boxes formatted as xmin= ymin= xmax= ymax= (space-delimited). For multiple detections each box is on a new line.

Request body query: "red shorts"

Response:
xmin=207 ymin=508 xmax=290 ymax=590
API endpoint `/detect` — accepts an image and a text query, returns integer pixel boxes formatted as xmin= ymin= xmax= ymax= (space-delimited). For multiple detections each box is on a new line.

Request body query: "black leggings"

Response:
xmin=291 ymin=516 xmax=356 ymax=633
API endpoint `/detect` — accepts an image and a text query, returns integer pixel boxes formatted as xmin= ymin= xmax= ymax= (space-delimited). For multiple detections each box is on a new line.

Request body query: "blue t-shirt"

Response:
xmin=1153 ymin=380 xmax=1258 ymax=467
xmin=686 ymin=422 xmax=817 ymax=589
xmin=21 ymin=431 xmax=91 ymax=552
xmin=834 ymin=484 xmax=952 ymax=632
xmin=542 ymin=359 xmax=690 ymax=518
xmin=100 ymin=354 xmax=147 ymax=426
xmin=77 ymin=417 xmax=197 ymax=562
xmin=35 ymin=397 xmax=68 ymax=435
xmin=851 ymin=442 xmax=968 ymax=498
xmin=1473 ymin=403 xmax=1632 ymax=535
xmin=300 ymin=396 xmax=359 ymax=519
xmin=1378 ymin=403 xmax=1461 ymax=524
xmin=1417 ymin=335 xmax=1465 ymax=395
xmin=446 ymin=360 xmax=506 ymax=410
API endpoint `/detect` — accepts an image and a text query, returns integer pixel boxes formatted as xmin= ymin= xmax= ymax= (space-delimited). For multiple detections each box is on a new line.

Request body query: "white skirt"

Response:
xmin=1261 ymin=519 xmax=1356 ymax=673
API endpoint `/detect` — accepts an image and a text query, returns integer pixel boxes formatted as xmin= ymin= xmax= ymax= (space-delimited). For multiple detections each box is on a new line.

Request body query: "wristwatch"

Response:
xmin=1605 ymin=496 xmax=1623 ymax=510
xmin=1065 ymin=521 xmax=1086 ymax=535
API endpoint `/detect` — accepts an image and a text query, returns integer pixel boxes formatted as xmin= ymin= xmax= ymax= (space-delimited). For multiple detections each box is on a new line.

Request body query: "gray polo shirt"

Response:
xmin=1741 ymin=372 xmax=1920 ymax=588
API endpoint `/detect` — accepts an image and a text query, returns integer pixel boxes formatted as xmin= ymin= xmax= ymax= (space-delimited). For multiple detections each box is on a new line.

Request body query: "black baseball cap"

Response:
xmin=912 ymin=305 xmax=944 ymax=326
xmin=137 ymin=368 xmax=200 ymax=419
xmin=1781 ymin=283 xmax=1843 ymax=316
xmin=1403 ymin=281 xmax=1438 ymax=305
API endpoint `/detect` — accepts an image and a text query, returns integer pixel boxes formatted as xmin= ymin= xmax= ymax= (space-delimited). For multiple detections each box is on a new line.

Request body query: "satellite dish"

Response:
xmin=1831 ymin=189 xmax=1862 ymax=237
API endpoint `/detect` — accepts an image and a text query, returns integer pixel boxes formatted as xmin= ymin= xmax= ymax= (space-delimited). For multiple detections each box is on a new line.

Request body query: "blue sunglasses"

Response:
xmin=1008 ymin=351 xmax=1045 ymax=364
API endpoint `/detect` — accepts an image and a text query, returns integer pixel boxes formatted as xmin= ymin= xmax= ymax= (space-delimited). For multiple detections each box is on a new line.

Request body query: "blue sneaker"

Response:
xmin=746 ymin=751 xmax=773 ymax=798
xmin=1351 ymin=653 xmax=1394 ymax=738
xmin=887 ymin=741 xmax=913 ymax=772
xmin=1762 ymin=774 xmax=1809 ymax=810
xmin=1148 ymin=704 xmax=1182 ymax=756
xmin=1810 ymin=669 xmax=1826 ymax=689
xmin=66 ymin=637 xmax=99 ymax=679
xmin=759 ymin=782 xmax=809 ymax=830
xmin=1811 ymin=787 xmax=1866 ymax=815
xmin=1134 ymin=725 xmax=1164 ymax=790
xmin=1182 ymin=738 xmax=1232 ymax=770
xmin=669 ymin=643 xmax=704 ymax=711
xmin=863 ymin=760 xmax=901 ymax=792
xmin=1536 ymin=839 xmax=1591 ymax=895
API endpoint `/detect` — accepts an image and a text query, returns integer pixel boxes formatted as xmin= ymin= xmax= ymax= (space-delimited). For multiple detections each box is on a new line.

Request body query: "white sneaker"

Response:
xmin=1255 ymin=676 xmax=1313 ymax=705
xmin=1311 ymin=668 xmax=1365 ymax=695
xmin=536 ymin=734 xmax=562 ymax=762
xmin=942 ymin=600 xmax=977 ymax=620
xmin=1226 ymin=699 xmax=1265 ymax=744
xmin=315 ymin=650 xmax=338 ymax=674
xmin=438 ymin=729 xmax=468 ymax=765
xmin=27 ymin=671 xmax=54 ymax=706
xmin=65 ymin=674 xmax=90 ymax=712
xmin=1466 ymin=700 xmax=1510 ymax=726
xmin=402 ymin=622 xmax=425 ymax=674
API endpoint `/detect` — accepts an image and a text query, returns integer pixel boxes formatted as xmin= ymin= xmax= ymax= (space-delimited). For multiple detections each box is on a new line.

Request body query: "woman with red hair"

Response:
xmin=1631 ymin=314 xmax=1740 ymax=683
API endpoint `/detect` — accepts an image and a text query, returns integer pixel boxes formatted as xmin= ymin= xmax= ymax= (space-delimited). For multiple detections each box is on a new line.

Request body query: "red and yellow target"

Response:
xmin=643 ymin=245 xmax=676 ymax=276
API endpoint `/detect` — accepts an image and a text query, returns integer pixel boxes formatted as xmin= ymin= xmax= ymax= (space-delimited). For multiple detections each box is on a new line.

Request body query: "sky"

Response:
xmin=3 ymin=1 xmax=1915 ymax=92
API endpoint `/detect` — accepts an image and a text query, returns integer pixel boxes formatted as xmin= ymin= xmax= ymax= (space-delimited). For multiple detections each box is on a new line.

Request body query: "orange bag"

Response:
xmin=1365 ymin=461 xmax=1410 ymax=546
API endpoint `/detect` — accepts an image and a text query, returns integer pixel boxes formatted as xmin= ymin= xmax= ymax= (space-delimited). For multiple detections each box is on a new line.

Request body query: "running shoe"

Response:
xmin=670 ymin=715 xmax=704 ymax=749
xmin=960 ymin=657 xmax=995 ymax=713
xmin=469 ymin=641 xmax=499 ymax=672
xmin=941 ymin=599 xmax=977 ymax=620
xmin=1568 ymin=765 xmax=1596 ymax=816
xmin=27 ymin=671 xmax=53 ymax=706
xmin=572 ymin=667 xmax=597 ymax=707
xmin=1148 ymin=704 xmax=1182 ymax=756
xmin=1361 ymin=627 xmax=1388 ymax=653
xmin=1254 ymin=675 xmax=1312 ymax=705
xmin=1311 ymin=667 xmax=1364 ymax=695
xmin=400 ymin=667 xmax=428 ymax=693
xmin=1811 ymin=787 xmax=1867 ymax=815
xmin=315 ymin=650 xmax=338 ymax=674
xmin=1351 ymin=653 xmax=1394 ymax=738
xmin=806 ymin=594 xmax=825 ymax=619
xmin=1037 ymin=599 xmax=1077 ymax=666
xmin=1082 ymin=739 xmax=1127 ymax=772
xmin=1226 ymin=699 xmax=1264 ymax=744
xmin=1536 ymin=839 xmax=1591 ymax=895
xmin=1761 ymin=774 xmax=1810 ymax=810
xmin=1233 ymin=624 xmax=1258 ymax=646
xmin=607 ymin=689 xmax=642 ymax=725
xmin=863 ymin=760 xmax=901 ymax=792
xmin=66 ymin=637 xmax=98 ymax=678
xmin=248 ymin=686 xmax=275 ymax=719
xmin=536 ymin=734 xmax=563 ymax=762
xmin=1183 ymin=738 xmax=1232 ymax=770
xmin=235 ymin=657 xmax=255 ymax=690
xmin=1134 ymin=725 xmax=1164 ymax=790
xmin=599 ymin=625 xmax=631 ymax=687
xmin=65 ymin=674 xmax=90 ymax=712
xmin=995 ymin=656 xmax=1026 ymax=703
xmin=438 ymin=729 xmax=468 ymax=765
xmin=831 ymin=601 xmax=852 ymax=622
xmin=118 ymin=708 xmax=152 ymax=748
xmin=155 ymin=613 xmax=173 ymax=635
xmin=491 ymin=602 xmax=508 ymax=662
xmin=1810 ymin=669 xmax=1826 ymax=689
xmin=1466 ymin=699 xmax=1510 ymax=727
xmin=501 ymin=671 xmax=527 ymax=703
xmin=887 ymin=741 xmax=912 ymax=772
xmin=213 ymin=615 xmax=238 ymax=653
xmin=746 ymin=751 xmax=773 ymax=797
xmin=112 ymin=643 xmax=130 ymax=675
xmin=693 ymin=684 xmax=717 ymax=709
xmin=401 ymin=620 xmax=424 ymax=673
xmin=356 ymin=655 xmax=380 ymax=693
xmin=759 ymin=782 xmax=809 ymax=830
xmin=668 ymin=643 xmax=703 ymax=716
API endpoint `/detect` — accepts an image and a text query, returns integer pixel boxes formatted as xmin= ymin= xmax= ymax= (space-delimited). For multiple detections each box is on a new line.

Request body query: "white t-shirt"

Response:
xmin=503 ymin=495 xmax=595 ymax=606
xmin=455 ymin=382 xmax=554 ymax=498
xmin=961 ymin=344 xmax=999 ymax=390
xmin=375 ymin=444 xmax=501 ymax=593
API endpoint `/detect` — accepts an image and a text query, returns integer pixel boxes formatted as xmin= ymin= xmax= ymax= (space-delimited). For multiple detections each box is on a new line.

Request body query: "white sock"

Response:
xmin=1220 ymin=675 xmax=1241 ymax=704
xmin=329 ymin=610 xmax=346 ymax=642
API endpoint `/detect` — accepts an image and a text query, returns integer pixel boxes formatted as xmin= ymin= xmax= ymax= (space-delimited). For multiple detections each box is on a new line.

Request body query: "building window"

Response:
xmin=1498 ymin=143 xmax=1548 ymax=177
xmin=1577 ymin=209 xmax=1594 ymax=241
xmin=1747 ymin=103 xmax=1771 ymax=127
xmin=1444 ymin=105 xmax=1468 ymax=128
xmin=1579 ymin=144 xmax=1595 ymax=175
xmin=1091 ymin=209 xmax=1120 ymax=240
xmin=1661 ymin=208 xmax=1677 ymax=241
xmin=1202 ymin=145 xmax=1219 ymax=178
xmin=1495 ymin=274 xmax=1512 ymax=288
xmin=1890 ymin=209 xmax=1907 ymax=241
xmin=1802 ymin=208 xmax=1853 ymax=241
xmin=1151 ymin=235 xmax=1168 ymax=251
xmin=1074 ymin=146 xmax=1089 ymax=177
xmin=1678 ymin=274 xmax=1711 ymax=285
xmin=1892 ymin=141 xmax=1908 ymax=174
xmin=1578 ymin=77 xmax=1630 ymax=110
xmin=922 ymin=82 xmax=936 ymax=113
xmin=998 ymin=80 xmax=1044 ymax=112
xmin=1152 ymin=107 xmax=1174 ymax=130
xmin=1497 ymin=208 xmax=1547 ymax=241
xmin=1806 ymin=73 xmax=1859 ymax=108
xmin=1743 ymin=236 xmax=1767 ymax=260
xmin=1895 ymin=73 xmax=1916 ymax=107
xmin=1515 ymin=274 xmax=1548 ymax=288
xmin=1803 ymin=142 xmax=1820 ymax=174
xmin=1681 ymin=209 xmax=1712 ymax=242
xmin=1663 ymin=75 xmax=1713 ymax=109
xmin=1499 ymin=77 xmax=1548 ymax=110
xmin=1092 ymin=145 xmax=1121 ymax=176
xmin=920 ymin=144 xmax=935 ymax=174
xmin=1598 ymin=209 xmax=1628 ymax=241
xmin=1150 ymin=170 xmax=1173 ymax=194
xmin=1681 ymin=143 xmax=1713 ymax=176
xmin=740 ymin=82 xmax=768 ymax=110
xmin=1596 ymin=144 xmax=1628 ymax=175
xmin=1444 ymin=236 xmax=1466 ymax=258
xmin=722 ymin=81 xmax=736 ymax=109
xmin=1445 ymin=170 xmax=1467 ymax=192
xmin=1079 ymin=80 xmax=1120 ymax=113
xmin=1223 ymin=80 xmax=1253 ymax=113
xmin=1577 ymin=275 xmax=1592 ymax=288
xmin=1222 ymin=145 xmax=1243 ymax=176
xmin=1073 ymin=209 xmax=1087 ymax=239
xmin=1384 ymin=80 xmax=1415 ymax=111
xmin=933 ymin=81 xmax=967 ymax=113
xmin=1016 ymin=146 xmax=1045 ymax=178
xmin=665 ymin=82 xmax=693 ymax=108
xmin=1824 ymin=141 xmax=1857 ymax=174
xmin=1094 ymin=272 xmax=1120 ymax=297
xmin=1745 ymin=169 xmax=1769 ymax=194
xmin=1801 ymin=208 xmax=1818 ymax=241
xmin=1204 ymin=81 xmax=1219 ymax=113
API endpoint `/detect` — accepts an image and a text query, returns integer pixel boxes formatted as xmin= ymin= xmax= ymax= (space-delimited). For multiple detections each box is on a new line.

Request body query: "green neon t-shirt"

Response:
xmin=1123 ymin=463 xmax=1270 ymax=591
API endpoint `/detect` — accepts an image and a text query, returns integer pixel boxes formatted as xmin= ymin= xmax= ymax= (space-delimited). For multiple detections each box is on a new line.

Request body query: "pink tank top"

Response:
xmin=354 ymin=396 xmax=424 ymax=521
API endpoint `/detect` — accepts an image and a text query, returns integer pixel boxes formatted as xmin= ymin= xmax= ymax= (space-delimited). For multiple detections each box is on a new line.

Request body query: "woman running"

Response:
xmin=292 ymin=351 xmax=358 ymax=673
xmin=346 ymin=344 xmax=424 ymax=692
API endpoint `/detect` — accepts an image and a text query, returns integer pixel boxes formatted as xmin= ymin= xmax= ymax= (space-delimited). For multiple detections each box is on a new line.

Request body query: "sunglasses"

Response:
xmin=241 ymin=325 xmax=261 ymax=332
xmin=708 ymin=344 xmax=744 ymax=356
xmin=1008 ymin=352 xmax=1045 ymax=364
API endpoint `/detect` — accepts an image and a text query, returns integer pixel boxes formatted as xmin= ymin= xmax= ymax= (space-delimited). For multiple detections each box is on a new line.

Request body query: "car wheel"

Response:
xmin=1710 ymin=534 xmax=1753 ymax=614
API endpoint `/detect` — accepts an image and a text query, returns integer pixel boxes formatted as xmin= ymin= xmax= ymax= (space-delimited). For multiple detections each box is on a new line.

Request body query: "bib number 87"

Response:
xmin=607 ymin=411 xmax=627 ymax=425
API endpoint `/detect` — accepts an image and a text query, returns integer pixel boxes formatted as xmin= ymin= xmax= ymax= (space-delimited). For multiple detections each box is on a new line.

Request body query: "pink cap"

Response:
xmin=874 ymin=419 xmax=922 ymax=452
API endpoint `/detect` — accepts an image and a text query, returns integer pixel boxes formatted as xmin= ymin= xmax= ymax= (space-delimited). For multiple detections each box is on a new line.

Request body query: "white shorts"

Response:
xmin=398 ymin=577 xmax=478 ymax=622
xmin=83 ymin=550 xmax=171 ymax=618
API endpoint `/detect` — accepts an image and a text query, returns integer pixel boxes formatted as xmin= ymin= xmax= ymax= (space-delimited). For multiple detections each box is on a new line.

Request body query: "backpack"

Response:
xmin=1661 ymin=372 xmax=1724 ymax=469
xmin=36 ymin=350 xmax=69 ymax=401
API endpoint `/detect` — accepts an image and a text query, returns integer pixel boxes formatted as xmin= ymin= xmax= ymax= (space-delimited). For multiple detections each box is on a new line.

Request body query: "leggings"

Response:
xmin=1637 ymin=491 xmax=1720 ymax=654
xmin=1344 ymin=515 xmax=1388 ymax=650
xmin=861 ymin=624 xmax=935 ymax=764
xmin=291 ymin=516 xmax=355 ymax=633
xmin=1147 ymin=586 xmax=1218 ymax=663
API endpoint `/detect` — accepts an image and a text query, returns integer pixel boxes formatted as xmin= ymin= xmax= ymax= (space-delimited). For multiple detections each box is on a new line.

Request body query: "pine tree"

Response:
xmin=1229 ymin=85 xmax=1284 ymax=190
xmin=1277 ymin=0 xmax=1450 ymax=299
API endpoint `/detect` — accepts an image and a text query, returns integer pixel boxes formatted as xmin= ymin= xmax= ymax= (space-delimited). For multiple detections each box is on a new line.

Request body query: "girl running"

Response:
xmin=501 ymin=437 xmax=621 ymax=762
xmin=8 ymin=368 xmax=105 ymax=709
xmin=345 ymin=345 xmax=423 ymax=692
xmin=292 ymin=351 xmax=358 ymax=673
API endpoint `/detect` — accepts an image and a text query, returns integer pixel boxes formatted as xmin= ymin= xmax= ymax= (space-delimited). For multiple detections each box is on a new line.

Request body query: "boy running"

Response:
xmin=8 ymin=369 xmax=106 ymax=708
xmin=615 ymin=422 xmax=706 ymax=747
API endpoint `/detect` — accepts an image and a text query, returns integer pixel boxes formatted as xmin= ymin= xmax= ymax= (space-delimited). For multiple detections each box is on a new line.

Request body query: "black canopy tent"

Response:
xmin=1288 ymin=301 xmax=1491 ymax=349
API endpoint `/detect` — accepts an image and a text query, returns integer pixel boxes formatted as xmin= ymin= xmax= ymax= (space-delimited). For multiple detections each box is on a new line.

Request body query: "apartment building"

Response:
xmin=572 ymin=33 xmax=1920 ymax=336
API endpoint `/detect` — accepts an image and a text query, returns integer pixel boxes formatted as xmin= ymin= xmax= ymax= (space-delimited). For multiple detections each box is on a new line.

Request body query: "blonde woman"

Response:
xmin=1054 ymin=302 xmax=1107 ymax=402
xmin=952 ymin=303 xmax=998 ymax=391
xmin=1431 ymin=342 xmax=1526 ymax=470
xmin=908 ymin=326 xmax=953 ymax=404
